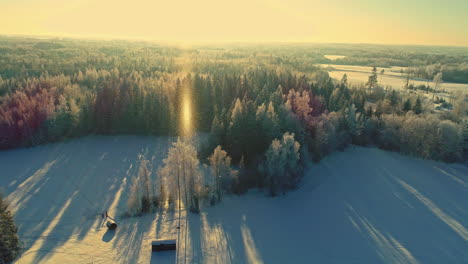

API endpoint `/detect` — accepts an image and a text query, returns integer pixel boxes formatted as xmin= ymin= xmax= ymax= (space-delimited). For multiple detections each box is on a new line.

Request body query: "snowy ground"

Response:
xmin=324 ymin=55 xmax=347 ymax=60
xmin=1 ymin=136 xmax=467 ymax=263
xmin=319 ymin=64 xmax=468 ymax=94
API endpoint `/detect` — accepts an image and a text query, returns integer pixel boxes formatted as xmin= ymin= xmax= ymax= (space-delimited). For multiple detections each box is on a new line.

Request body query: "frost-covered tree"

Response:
xmin=400 ymin=114 xmax=438 ymax=158
xmin=451 ymin=93 xmax=468 ymax=121
xmin=208 ymin=146 xmax=237 ymax=202
xmin=286 ymin=89 xmax=312 ymax=123
xmin=278 ymin=98 xmax=304 ymax=143
xmin=404 ymin=68 xmax=413 ymax=89
xmin=380 ymin=114 xmax=404 ymax=150
xmin=261 ymin=132 xmax=302 ymax=196
xmin=432 ymin=72 xmax=443 ymax=99
xmin=344 ymin=104 xmax=360 ymax=139
xmin=376 ymin=99 xmax=393 ymax=115
xmin=127 ymin=174 xmax=143 ymax=216
xmin=437 ymin=120 xmax=462 ymax=161
xmin=127 ymin=159 xmax=155 ymax=215
xmin=139 ymin=159 xmax=154 ymax=212
xmin=463 ymin=121 xmax=468 ymax=158
xmin=158 ymin=139 xmax=202 ymax=212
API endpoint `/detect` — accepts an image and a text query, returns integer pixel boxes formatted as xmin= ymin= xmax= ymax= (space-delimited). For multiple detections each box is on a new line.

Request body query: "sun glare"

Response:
xmin=180 ymin=87 xmax=193 ymax=137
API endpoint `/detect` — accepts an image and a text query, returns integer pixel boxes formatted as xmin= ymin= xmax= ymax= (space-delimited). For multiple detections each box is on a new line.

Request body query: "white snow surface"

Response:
xmin=0 ymin=136 xmax=467 ymax=264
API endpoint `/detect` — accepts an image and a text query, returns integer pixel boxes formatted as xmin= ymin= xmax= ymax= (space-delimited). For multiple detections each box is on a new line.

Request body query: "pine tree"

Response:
xmin=0 ymin=193 xmax=20 ymax=263
xmin=366 ymin=67 xmax=378 ymax=92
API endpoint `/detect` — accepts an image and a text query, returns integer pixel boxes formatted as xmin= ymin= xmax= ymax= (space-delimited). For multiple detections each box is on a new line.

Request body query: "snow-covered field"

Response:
xmin=1 ymin=136 xmax=467 ymax=263
xmin=319 ymin=64 xmax=468 ymax=94
xmin=324 ymin=55 xmax=347 ymax=60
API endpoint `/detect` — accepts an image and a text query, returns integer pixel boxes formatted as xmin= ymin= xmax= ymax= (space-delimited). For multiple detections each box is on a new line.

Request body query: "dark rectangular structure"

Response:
xmin=152 ymin=239 xmax=177 ymax=252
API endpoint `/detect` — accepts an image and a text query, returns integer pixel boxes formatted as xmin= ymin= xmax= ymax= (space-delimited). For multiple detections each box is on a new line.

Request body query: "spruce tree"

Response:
xmin=413 ymin=97 xmax=422 ymax=114
xmin=365 ymin=106 xmax=374 ymax=119
xmin=389 ymin=90 xmax=399 ymax=106
xmin=341 ymin=74 xmax=348 ymax=87
xmin=0 ymin=194 xmax=20 ymax=264
xmin=403 ymin=98 xmax=412 ymax=112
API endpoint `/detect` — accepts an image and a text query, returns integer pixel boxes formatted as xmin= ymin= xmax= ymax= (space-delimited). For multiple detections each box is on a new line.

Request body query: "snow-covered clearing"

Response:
xmin=1 ymin=136 xmax=467 ymax=263
xmin=324 ymin=55 xmax=347 ymax=60
xmin=319 ymin=64 xmax=468 ymax=94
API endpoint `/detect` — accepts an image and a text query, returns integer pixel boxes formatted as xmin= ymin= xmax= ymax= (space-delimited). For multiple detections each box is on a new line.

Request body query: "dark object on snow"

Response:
xmin=106 ymin=219 xmax=117 ymax=230
xmin=151 ymin=239 xmax=176 ymax=252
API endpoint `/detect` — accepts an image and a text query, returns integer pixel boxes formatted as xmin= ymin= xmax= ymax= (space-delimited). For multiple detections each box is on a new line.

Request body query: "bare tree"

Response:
xmin=404 ymin=68 xmax=413 ymax=89
xmin=432 ymin=72 xmax=443 ymax=99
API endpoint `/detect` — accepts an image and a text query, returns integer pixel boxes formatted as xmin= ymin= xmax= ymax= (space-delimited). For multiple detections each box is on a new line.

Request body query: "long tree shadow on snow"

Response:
xmin=2 ymin=142 xmax=467 ymax=263
xmin=0 ymin=136 xmax=174 ymax=263
xmin=178 ymin=146 xmax=467 ymax=264
xmin=329 ymin=147 xmax=468 ymax=264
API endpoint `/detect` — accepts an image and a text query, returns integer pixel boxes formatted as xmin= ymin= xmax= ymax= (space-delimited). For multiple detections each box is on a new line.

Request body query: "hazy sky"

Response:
xmin=1 ymin=0 xmax=467 ymax=46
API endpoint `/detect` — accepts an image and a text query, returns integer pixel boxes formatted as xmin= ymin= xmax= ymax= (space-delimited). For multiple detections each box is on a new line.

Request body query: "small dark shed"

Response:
xmin=151 ymin=239 xmax=176 ymax=252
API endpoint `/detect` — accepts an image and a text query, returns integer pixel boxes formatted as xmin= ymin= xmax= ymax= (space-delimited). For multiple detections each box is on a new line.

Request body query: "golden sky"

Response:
xmin=1 ymin=0 xmax=468 ymax=46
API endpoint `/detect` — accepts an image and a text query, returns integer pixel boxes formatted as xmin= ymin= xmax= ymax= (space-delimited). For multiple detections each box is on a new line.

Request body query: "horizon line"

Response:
xmin=2 ymin=33 xmax=468 ymax=49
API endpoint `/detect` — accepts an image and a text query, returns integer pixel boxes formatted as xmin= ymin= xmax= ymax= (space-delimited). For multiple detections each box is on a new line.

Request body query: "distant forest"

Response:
xmin=0 ymin=37 xmax=467 ymax=197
